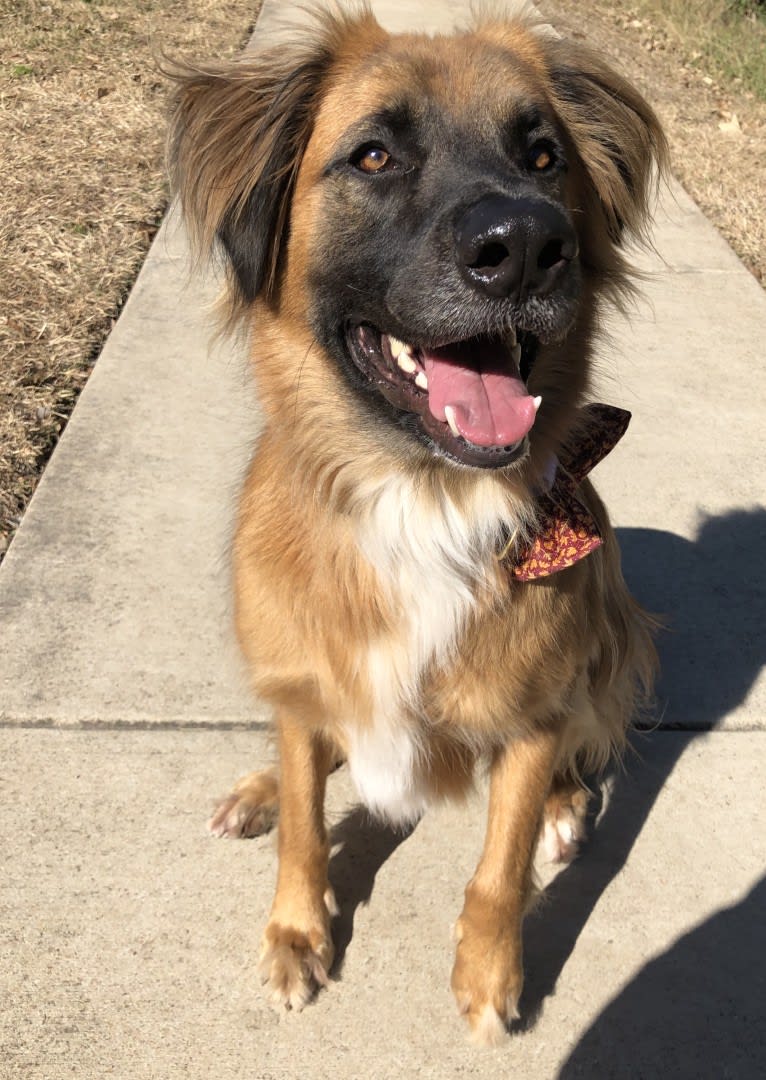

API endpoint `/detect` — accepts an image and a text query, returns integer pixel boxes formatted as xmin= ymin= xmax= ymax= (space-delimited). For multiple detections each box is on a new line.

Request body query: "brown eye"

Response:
xmin=354 ymin=146 xmax=391 ymax=173
xmin=529 ymin=144 xmax=555 ymax=172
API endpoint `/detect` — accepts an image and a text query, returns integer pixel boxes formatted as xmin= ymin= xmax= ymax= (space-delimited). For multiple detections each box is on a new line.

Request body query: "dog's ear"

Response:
xmin=165 ymin=10 xmax=381 ymax=315
xmin=543 ymin=39 xmax=669 ymax=245
xmin=166 ymin=45 xmax=329 ymax=310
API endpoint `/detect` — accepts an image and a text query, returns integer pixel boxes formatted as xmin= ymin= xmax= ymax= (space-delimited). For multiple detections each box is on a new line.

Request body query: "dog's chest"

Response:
xmin=346 ymin=478 xmax=508 ymax=823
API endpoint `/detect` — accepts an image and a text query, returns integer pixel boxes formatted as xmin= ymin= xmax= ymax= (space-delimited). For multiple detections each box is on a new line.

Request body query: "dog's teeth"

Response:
xmin=389 ymin=336 xmax=420 ymax=374
xmin=509 ymin=326 xmax=518 ymax=346
xmin=512 ymin=343 xmax=522 ymax=366
xmin=388 ymin=335 xmax=405 ymax=360
xmin=444 ymin=405 xmax=460 ymax=438
xmin=415 ymin=371 xmax=428 ymax=390
xmin=533 ymin=395 xmax=542 ymax=412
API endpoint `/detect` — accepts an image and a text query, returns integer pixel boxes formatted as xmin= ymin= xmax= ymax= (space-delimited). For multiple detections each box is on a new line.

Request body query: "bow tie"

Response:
xmin=505 ymin=403 xmax=631 ymax=582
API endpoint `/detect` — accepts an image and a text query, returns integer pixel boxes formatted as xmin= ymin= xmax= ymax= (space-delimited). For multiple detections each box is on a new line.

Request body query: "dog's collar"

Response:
xmin=501 ymin=403 xmax=631 ymax=581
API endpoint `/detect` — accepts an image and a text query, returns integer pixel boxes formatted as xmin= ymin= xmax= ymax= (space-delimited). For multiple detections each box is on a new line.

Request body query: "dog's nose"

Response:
xmin=456 ymin=195 xmax=577 ymax=300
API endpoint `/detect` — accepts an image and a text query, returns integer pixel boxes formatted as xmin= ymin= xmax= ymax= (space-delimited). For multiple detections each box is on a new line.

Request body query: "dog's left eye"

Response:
xmin=527 ymin=142 xmax=557 ymax=172
xmin=352 ymin=145 xmax=392 ymax=174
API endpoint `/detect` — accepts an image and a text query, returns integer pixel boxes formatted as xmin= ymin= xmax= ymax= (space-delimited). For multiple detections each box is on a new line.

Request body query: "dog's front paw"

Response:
xmin=259 ymin=912 xmax=334 ymax=1011
xmin=451 ymin=902 xmax=523 ymax=1046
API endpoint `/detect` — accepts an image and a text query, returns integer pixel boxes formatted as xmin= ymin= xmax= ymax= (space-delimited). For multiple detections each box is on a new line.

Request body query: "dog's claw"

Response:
xmin=208 ymin=768 xmax=280 ymax=839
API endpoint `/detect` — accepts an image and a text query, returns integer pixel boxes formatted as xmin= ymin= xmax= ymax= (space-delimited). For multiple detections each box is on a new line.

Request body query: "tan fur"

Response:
xmin=168 ymin=3 xmax=663 ymax=1043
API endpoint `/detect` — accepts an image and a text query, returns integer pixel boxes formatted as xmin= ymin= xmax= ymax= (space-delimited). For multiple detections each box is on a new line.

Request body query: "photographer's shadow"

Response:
xmin=558 ymin=874 xmax=766 ymax=1078
xmin=516 ymin=506 xmax=766 ymax=1029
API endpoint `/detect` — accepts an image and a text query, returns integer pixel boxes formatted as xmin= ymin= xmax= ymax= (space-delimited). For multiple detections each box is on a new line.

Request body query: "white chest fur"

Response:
xmin=346 ymin=475 xmax=513 ymax=824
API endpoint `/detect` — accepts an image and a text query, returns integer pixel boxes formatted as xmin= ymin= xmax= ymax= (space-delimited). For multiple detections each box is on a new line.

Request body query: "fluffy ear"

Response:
xmin=166 ymin=45 xmax=329 ymax=312
xmin=543 ymin=38 xmax=669 ymax=245
xmin=165 ymin=8 xmax=379 ymax=317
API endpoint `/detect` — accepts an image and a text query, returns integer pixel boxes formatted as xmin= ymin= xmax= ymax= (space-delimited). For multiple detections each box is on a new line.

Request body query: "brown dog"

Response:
xmin=168 ymin=3 xmax=666 ymax=1044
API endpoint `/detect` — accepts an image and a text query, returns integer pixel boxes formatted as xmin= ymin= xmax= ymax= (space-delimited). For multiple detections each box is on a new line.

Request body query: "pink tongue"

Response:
xmin=422 ymin=339 xmax=537 ymax=448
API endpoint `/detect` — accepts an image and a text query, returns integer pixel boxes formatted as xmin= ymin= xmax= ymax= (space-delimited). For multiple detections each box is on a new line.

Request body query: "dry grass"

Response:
xmin=631 ymin=0 xmax=766 ymax=100
xmin=0 ymin=0 xmax=260 ymax=557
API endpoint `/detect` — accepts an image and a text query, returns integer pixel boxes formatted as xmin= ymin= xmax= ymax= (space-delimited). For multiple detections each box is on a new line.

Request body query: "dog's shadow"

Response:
xmin=323 ymin=507 xmax=766 ymax=1039
xmin=516 ymin=506 xmax=766 ymax=1033
xmin=328 ymin=806 xmax=415 ymax=975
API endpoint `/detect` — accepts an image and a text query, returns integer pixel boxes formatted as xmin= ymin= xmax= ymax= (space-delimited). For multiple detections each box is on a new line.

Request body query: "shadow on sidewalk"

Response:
xmin=328 ymin=806 xmax=415 ymax=975
xmin=514 ymin=506 xmax=766 ymax=1043
xmin=557 ymin=875 xmax=766 ymax=1078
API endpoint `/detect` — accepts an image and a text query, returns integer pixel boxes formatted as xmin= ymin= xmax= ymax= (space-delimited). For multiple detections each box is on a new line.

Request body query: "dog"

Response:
xmin=167 ymin=2 xmax=666 ymax=1044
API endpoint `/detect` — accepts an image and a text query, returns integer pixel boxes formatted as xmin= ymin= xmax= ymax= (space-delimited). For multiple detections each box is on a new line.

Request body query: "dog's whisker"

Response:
xmin=290 ymin=342 xmax=315 ymax=431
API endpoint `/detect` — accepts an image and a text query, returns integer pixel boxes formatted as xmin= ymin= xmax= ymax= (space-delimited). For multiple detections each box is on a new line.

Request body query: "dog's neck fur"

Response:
xmin=347 ymin=470 xmax=527 ymax=823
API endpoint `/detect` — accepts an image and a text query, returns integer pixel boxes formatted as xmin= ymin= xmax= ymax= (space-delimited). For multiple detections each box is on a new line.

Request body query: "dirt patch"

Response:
xmin=0 ymin=0 xmax=260 ymax=558
xmin=0 ymin=0 xmax=764 ymax=560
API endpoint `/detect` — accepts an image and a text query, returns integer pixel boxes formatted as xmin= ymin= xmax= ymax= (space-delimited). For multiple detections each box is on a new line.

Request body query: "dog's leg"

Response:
xmin=209 ymin=766 xmax=280 ymax=838
xmin=451 ymin=726 xmax=561 ymax=1045
xmin=259 ymin=710 xmax=337 ymax=1010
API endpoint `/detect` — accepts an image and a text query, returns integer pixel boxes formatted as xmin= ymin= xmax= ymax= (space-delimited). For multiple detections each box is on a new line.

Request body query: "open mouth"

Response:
xmin=346 ymin=324 xmax=540 ymax=468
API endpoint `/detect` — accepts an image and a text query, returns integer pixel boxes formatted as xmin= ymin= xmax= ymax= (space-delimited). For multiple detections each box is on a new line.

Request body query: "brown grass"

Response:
xmin=0 ymin=0 xmax=260 ymax=557
xmin=630 ymin=0 xmax=766 ymax=100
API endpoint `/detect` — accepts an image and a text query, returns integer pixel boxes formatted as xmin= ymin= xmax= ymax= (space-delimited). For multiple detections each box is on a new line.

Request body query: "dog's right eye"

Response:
xmin=351 ymin=145 xmax=392 ymax=174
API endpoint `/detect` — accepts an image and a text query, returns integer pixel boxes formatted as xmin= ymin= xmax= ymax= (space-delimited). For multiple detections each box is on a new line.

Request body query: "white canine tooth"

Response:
xmin=397 ymin=352 xmax=417 ymax=374
xmin=388 ymin=335 xmax=405 ymax=360
xmin=509 ymin=326 xmax=518 ymax=346
xmin=512 ymin=343 xmax=522 ymax=365
xmin=533 ymin=395 xmax=543 ymax=412
xmin=444 ymin=405 xmax=460 ymax=438
xmin=415 ymin=371 xmax=428 ymax=390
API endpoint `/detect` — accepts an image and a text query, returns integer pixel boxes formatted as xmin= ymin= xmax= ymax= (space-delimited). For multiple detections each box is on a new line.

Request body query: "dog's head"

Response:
xmin=168 ymin=5 xmax=666 ymax=475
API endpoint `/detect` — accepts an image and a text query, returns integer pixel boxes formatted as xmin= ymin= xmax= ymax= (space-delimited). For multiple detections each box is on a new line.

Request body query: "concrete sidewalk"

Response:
xmin=1 ymin=0 xmax=764 ymax=1076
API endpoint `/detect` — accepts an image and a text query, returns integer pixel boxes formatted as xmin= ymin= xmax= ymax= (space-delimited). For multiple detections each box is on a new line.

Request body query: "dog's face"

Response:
xmin=298 ymin=31 xmax=582 ymax=469
xmin=170 ymin=9 xmax=665 ymax=474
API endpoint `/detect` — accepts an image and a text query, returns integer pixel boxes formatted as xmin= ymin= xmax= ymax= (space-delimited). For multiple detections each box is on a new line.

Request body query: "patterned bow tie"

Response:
xmin=505 ymin=403 xmax=631 ymax=581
